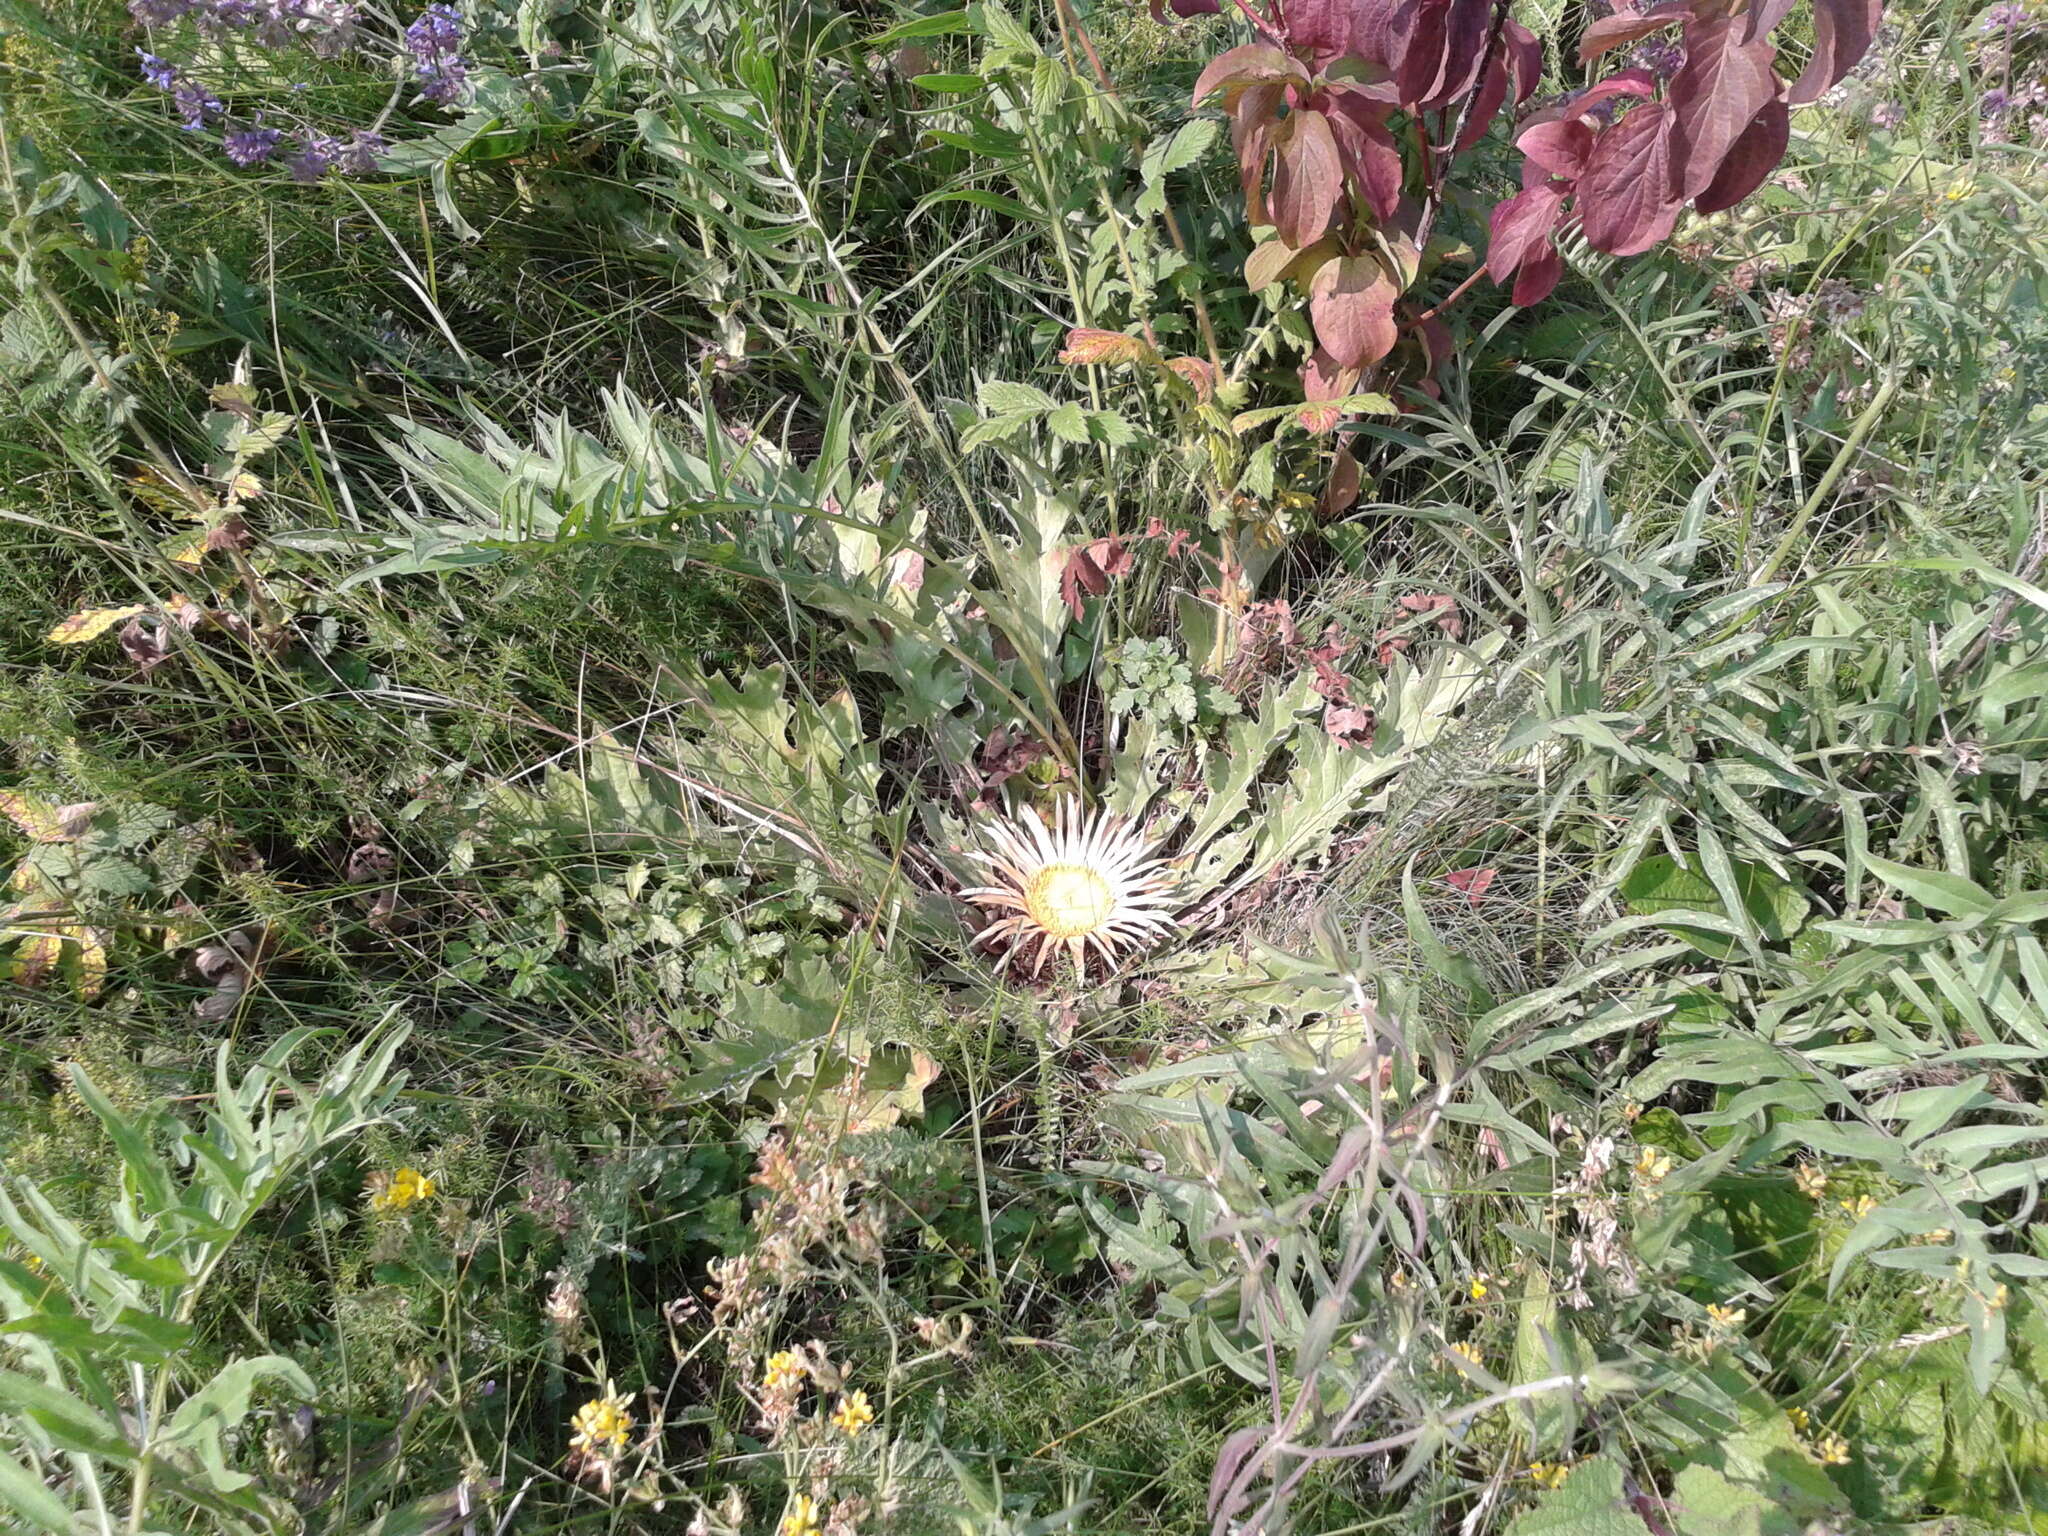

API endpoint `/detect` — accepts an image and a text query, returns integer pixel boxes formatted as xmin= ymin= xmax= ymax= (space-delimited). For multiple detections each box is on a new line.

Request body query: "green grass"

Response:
xmin=2 ymin=0 xmax=2047 ymax=1533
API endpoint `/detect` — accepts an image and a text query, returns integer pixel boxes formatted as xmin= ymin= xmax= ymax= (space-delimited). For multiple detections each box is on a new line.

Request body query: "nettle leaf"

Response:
xmin=1578 ymin=103 xmax=1682 ymax=256
xmin=1308 ymin=255 xmax=1399 ymax=370
xmin=1668 ymin=16 xmax=1779 ymax=199
xmin=1789 ymin=0 xmax=1883 ymax=105
xmin=1503 ymin=1457 xmax=1652 ymax=1536
xmin=976 ymin=379 xmax=1057 ymax=416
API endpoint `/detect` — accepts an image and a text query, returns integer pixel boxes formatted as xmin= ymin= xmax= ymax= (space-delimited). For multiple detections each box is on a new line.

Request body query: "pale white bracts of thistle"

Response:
xmin=960 ymin=799 xmax=1180 ymax=978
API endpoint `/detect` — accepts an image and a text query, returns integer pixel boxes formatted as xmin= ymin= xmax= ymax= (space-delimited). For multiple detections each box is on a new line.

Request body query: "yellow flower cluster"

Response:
xmin=779 ymin=1493 xmax=823 ymax=1536
xmin=1447 ymin=1341 xmax=1482 ymax=1367
xmin=1633 ymin=1148 xmax=1674 ymax=1183
xmin=764 ymin=1349 xmax=807 ymax=1392
xmin=830 ymin=1389 xmax=875 ymax=1438
xmin=1525 ymin=1461 xmax=1572 ymax=1491
xmin=1704 ymin=1303 xmax=1748 ymax=1330
xmin=368 ymin=1167 xmax=435 ymax=1213
xmin=1793 ymin=1164 xmax=1829 ymax=1199
xmin=1839 ymin=1193 xmax=1878 ymax=1222
xmin=569 ymin=1381 xmax=634 ymax=1457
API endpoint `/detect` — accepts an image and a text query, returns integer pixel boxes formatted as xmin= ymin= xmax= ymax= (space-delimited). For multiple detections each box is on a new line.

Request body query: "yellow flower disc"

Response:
xmin=1023 ymin=864 xmax=1115 ymax=941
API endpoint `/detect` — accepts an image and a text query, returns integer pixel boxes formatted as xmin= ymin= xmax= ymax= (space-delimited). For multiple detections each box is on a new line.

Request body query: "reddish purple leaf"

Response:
xmin=1310 ymin=254 xmax=1400 ymax=369
xmin=1742 ymin=0 xmax=1801 ymax=43
xmin=1488 ymin=183 xmax=1568 ymax=284
xmin=1578 ymin=102 xmax=1683 ymax=256
xmin=1789 ymin=0 xmax=1883 ymax=105
xmin=1270 ymin=110 xmax=1344 ymax=248
xmin=1326 ymin=93 xmax=1404 ymax=218
xmin=1692 ymin=93 xmax=1789 ymax=212
xmin=1289 ymin=0 xmax=1399 ymax=66
xmin=1231 ymin=85 xmax=1283 ymax=222
xmin=1578 ymin=1 xmax=1694 ymax=62
xmin=1190 ymin=44 xmax=1304 ymax=109
xmin=1148 ymin=0 xmax=1220 ymax=19
xmin=1512 ymin=241 xmax=1564 ymax=304
xmin=1519 ymin=66 xmax=1659 ymax=133
xmin=1455 ymin=53 xmax=1512 ymax=152
xmin=1504 ymin=17 xmax=1543 ymax=102
xmin=1669 ymin=16 xmax=1779 ymax=198
xmin=1517 ymin=118 xmax=1595 ymax=180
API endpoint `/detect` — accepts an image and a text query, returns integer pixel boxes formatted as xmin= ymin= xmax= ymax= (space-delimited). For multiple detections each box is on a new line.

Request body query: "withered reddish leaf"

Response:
xmin=1059 ymin=327 xmax=1152 ymax=366
xmin=1269 ymin=110 xmax=1344 ymax=249
xmin=1323 ymin=702 xmax=1376 ymax=746
xmin=1487 ymin=183 xmax=1568 ymax=285
xmin=1325 ymin=94 xmax=1404 ymax=218
xmin=1693 ymin=93 xmax=1789 ymax=212
xmin=1578 ymin=103 xmax=1683 ymax=256
xmin=1399 ymin=591 xmax=1463 ymax=638
xmin=1309 ymin=255 xmax=1400 ymax=370
xmin=1517 ymin=118 xmax=1595 ymax=180
xmin=1319 ymin=446 xmax=1364 ymax=519
xmin=1445 ymin=866 xmax=1497 ymax=903
xmin=1149 ymin=0 xmax=1220 ymax=19
xmin=1059 ymin=536 xmax=1132 ymax=620
xmin=1512 ymin=242 xmax=1564 ymax=305
xmin=1742 ymin=0 xmax=1801 ymax=43
xmin=1669 ymin=16 xmax=1779 ymax=198
xmin=1165 ymin=355 xmax=1220 ymax=402
xmin=1578 ymin=1 xmax=1694 ymax=62
xmin=1789 ymin=0 xmax=1883 ymax=105
xmin=1191 ymin=44 xmax=1303 ymax=108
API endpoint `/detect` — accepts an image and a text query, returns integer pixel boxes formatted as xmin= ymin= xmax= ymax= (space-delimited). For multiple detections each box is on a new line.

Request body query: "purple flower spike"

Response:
xmin=173 ymin=78 xmax=224 ymax=130
xmin=223 ymin=120 xmax=284 ymax=166
xmin=136 ymin=49 xmax=180 ymax=89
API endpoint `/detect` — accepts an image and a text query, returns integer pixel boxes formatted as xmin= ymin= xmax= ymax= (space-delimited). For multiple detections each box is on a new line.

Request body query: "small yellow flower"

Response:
xmin=1793 ymin=1164 xmax=1829 ymax=1199
xmin=1389 ymin=1266 xmax=1411 ymax=1292
xmin=779 ymin=1493 xmax=823 ymax=1536
xmin=1468 ymin=1273 xmax=1491 ymax=1302
xmin=1838 ymin=1193 xmax=1878 ymax=1222
xmin=1985 ymin=1283 xmax=2010 ymax=1312
xmin=1447 ymin=1340 xmax=1482 ymax=1367
xmin=1915 ymin=1227 xmax=1953 ymax=1245
xmin=1634 ymin=1147 xmax=1674 ymax=1183
xmin=569 ymin=1381 xmax=633 ymax=1457
xmin=764 ymin=1349 xmax=807 ymax=1392
xmin=1525 ymin=1461 xmax=1571 ymax=1491
xmin=1786 ymin=1406 xmax=1811 ymax=1433
xmin=1705 ymin=1304 xmax=1748 ymax=1330
xmin=1812 ymin=1432 xmax=1851 ymax=1466
xmin=368 ymin=1167 xmax=436 ymax=1213
xmin=830 ymin=1389 xmax=875 ymax=1438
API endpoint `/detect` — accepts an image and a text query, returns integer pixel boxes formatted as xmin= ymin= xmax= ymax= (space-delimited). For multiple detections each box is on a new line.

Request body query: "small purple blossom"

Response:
xmin=1982 ymin=3 xmax=2034 ymax=33
xmin=287 ymin=131 xmax=342 ymax=182
xmin=1628 ymin=38 xmax=1686 ymax=82
xmin=1983 ymin=86 xmax=2014 ymax=117
xmin=339 ymin=127 xmax=385 ymax=176
xmin=135 ymin=49 xmax=180 ymax=89
xmin=1870 ymin=100 xmax=1907 ymax=130
xmin=128 ymin=0 xmax=196 ymax=23
xmin=405 ymin=3 xmax=470 ymax=108
xmin=223 ymin=119 xmax=284 ymax=166
xmin=173 ymin=78 xmax=223 ymax=130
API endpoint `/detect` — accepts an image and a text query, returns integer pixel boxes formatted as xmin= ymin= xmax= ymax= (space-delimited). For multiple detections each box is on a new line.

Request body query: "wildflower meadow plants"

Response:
xmin=5 ymin=0 xmax=2048 ymax=1531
